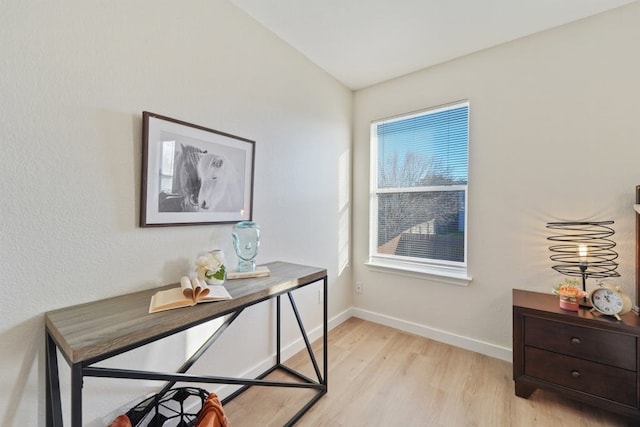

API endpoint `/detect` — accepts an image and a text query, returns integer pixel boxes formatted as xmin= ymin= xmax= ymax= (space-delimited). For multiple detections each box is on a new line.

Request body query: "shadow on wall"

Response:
xmin=1 ymin=316 xmax=41 ymax=427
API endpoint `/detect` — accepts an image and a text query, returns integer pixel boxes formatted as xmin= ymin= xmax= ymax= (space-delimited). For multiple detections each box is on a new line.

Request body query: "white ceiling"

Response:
xmin=230 ymin=0 xmax=636 ymax=90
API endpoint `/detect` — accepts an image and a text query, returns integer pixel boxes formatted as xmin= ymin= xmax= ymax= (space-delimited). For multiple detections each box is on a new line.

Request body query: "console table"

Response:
xmin=45 ymin=261 xmax=328 ymax=427
xmin=513 ymin=289 xmax=640 ymax=423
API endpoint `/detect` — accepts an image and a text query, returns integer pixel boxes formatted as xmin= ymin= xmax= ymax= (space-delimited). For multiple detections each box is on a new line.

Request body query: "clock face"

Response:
xmin=591 ymin=288 xmax=624 ymax=314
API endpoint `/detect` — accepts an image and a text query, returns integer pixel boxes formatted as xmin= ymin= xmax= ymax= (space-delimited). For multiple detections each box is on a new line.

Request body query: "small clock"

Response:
xmin=588 ymin=284 xmax=632 ymax=321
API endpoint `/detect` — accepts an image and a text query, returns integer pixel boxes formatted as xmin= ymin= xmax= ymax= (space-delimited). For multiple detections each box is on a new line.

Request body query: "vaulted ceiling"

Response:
xmin=231 ymin=0 xmax=637 ymax=89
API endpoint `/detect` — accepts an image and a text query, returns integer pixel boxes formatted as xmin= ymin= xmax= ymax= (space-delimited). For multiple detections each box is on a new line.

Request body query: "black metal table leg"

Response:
xmin=71 ymin=363 xmax=83 ymax=427
xmin=277 ymin=294 xmax=282 ymax=365
xmin=46 ymin=333 xmax=63 ymax=427
xmin=323 ymin=275 xmax=328 ymax=391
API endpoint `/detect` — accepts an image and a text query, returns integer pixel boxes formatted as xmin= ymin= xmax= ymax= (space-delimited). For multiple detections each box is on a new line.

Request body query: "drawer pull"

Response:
xmin=570 ymin=337 xmax=581 ymax=345
xmin=571 ymin=370 xmax=581 ymax=378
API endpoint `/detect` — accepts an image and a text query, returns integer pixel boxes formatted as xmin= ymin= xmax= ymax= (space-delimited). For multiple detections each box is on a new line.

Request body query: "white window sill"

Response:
xmin=365 ymin=258 xmax=471 ymax=286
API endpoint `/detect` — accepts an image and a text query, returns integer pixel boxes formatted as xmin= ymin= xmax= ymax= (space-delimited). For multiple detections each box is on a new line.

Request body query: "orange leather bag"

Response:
xmin=195 ymin=393 xmax=231 ymax=427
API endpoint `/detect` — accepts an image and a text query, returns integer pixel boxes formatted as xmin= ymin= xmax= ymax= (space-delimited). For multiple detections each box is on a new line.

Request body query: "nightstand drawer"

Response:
xmin=524 ymin=316 xmax=637 ymax=371
xmin=525 ymin=347 xmax=637 ymax=406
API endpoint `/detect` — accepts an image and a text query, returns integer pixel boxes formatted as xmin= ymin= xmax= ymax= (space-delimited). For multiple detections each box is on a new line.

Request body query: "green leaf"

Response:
xmin=213 ymin=265 xmax=226 ymax=280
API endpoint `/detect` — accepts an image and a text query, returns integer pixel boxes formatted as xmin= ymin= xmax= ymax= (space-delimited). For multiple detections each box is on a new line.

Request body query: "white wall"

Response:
xmin=352 ymin=2 xmax=640 ymax=360
xmin=0 ymin=1 xmax=352 ymax=425
xmin=4 ymin=1 xmax=640 ymax=424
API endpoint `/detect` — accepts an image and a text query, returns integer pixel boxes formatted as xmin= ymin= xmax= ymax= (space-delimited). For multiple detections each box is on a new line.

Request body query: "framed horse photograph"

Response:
xmin=140 ymin=112 xmax=255 ymax=227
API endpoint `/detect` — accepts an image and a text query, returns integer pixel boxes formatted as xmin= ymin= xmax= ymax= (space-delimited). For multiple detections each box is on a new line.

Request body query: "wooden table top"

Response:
xmin=513 ymin=288 xmax=640 ymax=331
xmin=45 ymin=261 xmax=327 ymax=365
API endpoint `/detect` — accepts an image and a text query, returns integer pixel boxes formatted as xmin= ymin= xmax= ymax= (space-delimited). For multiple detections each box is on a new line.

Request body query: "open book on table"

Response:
xmin=149 ymin=276 xmax=232 ymax=313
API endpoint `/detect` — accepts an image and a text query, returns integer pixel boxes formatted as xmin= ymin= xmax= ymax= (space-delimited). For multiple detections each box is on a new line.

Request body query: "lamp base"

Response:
xmin=579 ymin=272 xmax=592 ymax=308
xmin=579 ymin=296 xmax=592 ymax=308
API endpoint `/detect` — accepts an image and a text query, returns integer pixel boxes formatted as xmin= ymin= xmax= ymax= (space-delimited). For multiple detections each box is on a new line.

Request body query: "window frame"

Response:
xmin=367 ymin=101 xmax=471 ymax=285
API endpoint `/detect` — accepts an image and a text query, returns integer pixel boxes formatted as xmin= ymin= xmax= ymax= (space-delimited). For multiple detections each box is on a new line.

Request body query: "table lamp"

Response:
xmin=547 ymin=221 xmax=620 ymax=304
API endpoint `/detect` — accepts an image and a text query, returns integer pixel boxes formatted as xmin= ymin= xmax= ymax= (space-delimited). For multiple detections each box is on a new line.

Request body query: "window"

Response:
xmin=368 ymin=101 xmax=469 ymax=282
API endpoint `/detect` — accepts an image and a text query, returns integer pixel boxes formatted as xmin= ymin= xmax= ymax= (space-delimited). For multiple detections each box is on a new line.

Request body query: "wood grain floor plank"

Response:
xmin=223 ymin=318 xmax=630 ymax=426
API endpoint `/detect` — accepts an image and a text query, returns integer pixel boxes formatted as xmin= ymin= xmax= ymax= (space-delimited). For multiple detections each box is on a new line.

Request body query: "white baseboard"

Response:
xmin=281 ymin=307 xmax=353 ymax=359
xmin=351 ymin=307 xmax=512 ymax=362
xmin=214 ymin=307 xmax=353 ymax=399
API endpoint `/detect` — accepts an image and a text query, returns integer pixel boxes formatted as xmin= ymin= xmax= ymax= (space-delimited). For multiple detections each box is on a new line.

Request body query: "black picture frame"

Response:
xmin=140 ymin=111 xmax=255 ymax=227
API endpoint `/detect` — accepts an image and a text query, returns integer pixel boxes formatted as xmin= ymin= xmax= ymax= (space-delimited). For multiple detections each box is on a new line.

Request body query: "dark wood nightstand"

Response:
xmin=513 ymin=289 xmax=640 ymax=422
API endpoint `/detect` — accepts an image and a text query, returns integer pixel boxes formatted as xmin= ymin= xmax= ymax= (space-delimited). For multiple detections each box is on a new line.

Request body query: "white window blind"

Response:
xmin=369 ymin=101 xmax=469 ymax=281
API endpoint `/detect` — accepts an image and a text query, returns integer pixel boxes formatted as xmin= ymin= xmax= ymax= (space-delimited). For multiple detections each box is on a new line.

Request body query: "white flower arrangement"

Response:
xmin=195 ymin=250 xmax=226 ymax=282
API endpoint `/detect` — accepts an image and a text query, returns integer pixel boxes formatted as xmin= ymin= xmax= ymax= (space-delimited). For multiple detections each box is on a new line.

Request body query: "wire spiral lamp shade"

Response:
xmin=547 ymin=221 xmax=620 ymax=293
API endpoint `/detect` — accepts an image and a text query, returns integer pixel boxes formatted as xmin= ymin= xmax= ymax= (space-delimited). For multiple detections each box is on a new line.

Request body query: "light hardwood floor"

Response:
xmin=223 ymin=317 xmax=630 ymax=427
